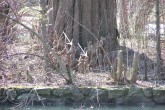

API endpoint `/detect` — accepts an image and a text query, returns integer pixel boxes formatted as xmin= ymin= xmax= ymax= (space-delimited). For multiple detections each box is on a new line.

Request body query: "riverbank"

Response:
xmin=0 ymin=85 xmax=165 ymax=107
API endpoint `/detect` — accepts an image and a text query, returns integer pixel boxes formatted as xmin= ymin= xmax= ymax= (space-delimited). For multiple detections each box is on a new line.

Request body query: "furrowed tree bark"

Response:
xmin=80 ymin=0 xmax=92 ymax=47
xmin=48 ymin=0 xmax=118 ymax=51
xmin=65 ymin=0 xmax=74 ymax=41
xmin=72 ymin=0 xmax=80 ymax=45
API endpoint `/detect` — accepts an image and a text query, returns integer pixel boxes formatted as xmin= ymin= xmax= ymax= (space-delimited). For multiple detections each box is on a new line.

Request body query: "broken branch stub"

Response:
xmin=130 ymin=52 xmax=139 ymax=83
xmin=117 ymin=50 xmax=123 ymax=82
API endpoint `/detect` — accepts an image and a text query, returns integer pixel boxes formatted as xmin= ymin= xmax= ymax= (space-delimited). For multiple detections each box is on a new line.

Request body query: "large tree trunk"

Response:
xmin=48 ymin=0 xmax=118 ymax=50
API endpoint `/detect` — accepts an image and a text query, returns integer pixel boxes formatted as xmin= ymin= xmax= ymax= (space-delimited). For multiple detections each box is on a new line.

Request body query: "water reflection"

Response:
xmin=0 ymin=105 xmax=163 ymax=110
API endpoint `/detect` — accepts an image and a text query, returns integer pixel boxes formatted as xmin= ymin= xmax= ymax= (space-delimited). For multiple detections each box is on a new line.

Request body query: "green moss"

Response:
xmin=153 ymin=89 xmax=165 ymax=96
xmin=107 ymin=88 xmax=128 ymax=99
xmin=52 ymin=88 xmax=72 ymax=97
xmin=143 ymin=87 xmax=153 ymax=98
xmin=35 ymin=88 xmax=52 ymax=95
xmin=0 ymin=88 xmax=4 ymax=96
xmin=19 ymin=6 xmax=41 ymax=18
xmin=1 ymin=86 xmax=165 ymax=105
xmin=153 ymin=88 xmax=165 ymax=103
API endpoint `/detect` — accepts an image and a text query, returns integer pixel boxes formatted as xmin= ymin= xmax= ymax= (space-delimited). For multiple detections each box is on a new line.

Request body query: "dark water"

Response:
xmin=1 ymin=105 xmax=165 ymax=110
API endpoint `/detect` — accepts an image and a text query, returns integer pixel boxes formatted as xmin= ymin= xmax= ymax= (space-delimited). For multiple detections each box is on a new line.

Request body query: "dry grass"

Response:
xmin=1 ymin=25 xmax=165 ymax=88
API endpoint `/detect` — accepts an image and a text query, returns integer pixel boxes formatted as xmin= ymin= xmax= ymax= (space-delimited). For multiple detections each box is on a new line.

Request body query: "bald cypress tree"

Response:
xmin=47 ymin=0 xmax=118 ymax=50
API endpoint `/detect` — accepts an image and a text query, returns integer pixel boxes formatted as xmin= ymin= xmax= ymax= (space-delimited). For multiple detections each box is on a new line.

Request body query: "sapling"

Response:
xmin=130 ymin=52 xmax=139 ymax=83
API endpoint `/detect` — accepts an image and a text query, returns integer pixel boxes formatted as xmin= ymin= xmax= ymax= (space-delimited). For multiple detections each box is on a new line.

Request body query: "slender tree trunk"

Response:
xmin=0 ymin=1 xmax=10 ymax=40
xmin=130 ymin=52 xmax=139 ymax=83
xmin=40 ymin=0 xmax=50 ymax=71
xmin=0 ymin=0 xmax=9 ymax=55
xmin=162 ymin=0 xmax=165 ymax=37
xmin=155 ymin=0 xmax=162 ymax=77
xmin=117 ymin=50 xmax=123 ymax=82
xmin=118 ymin=0 xmax=129 ymax=38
